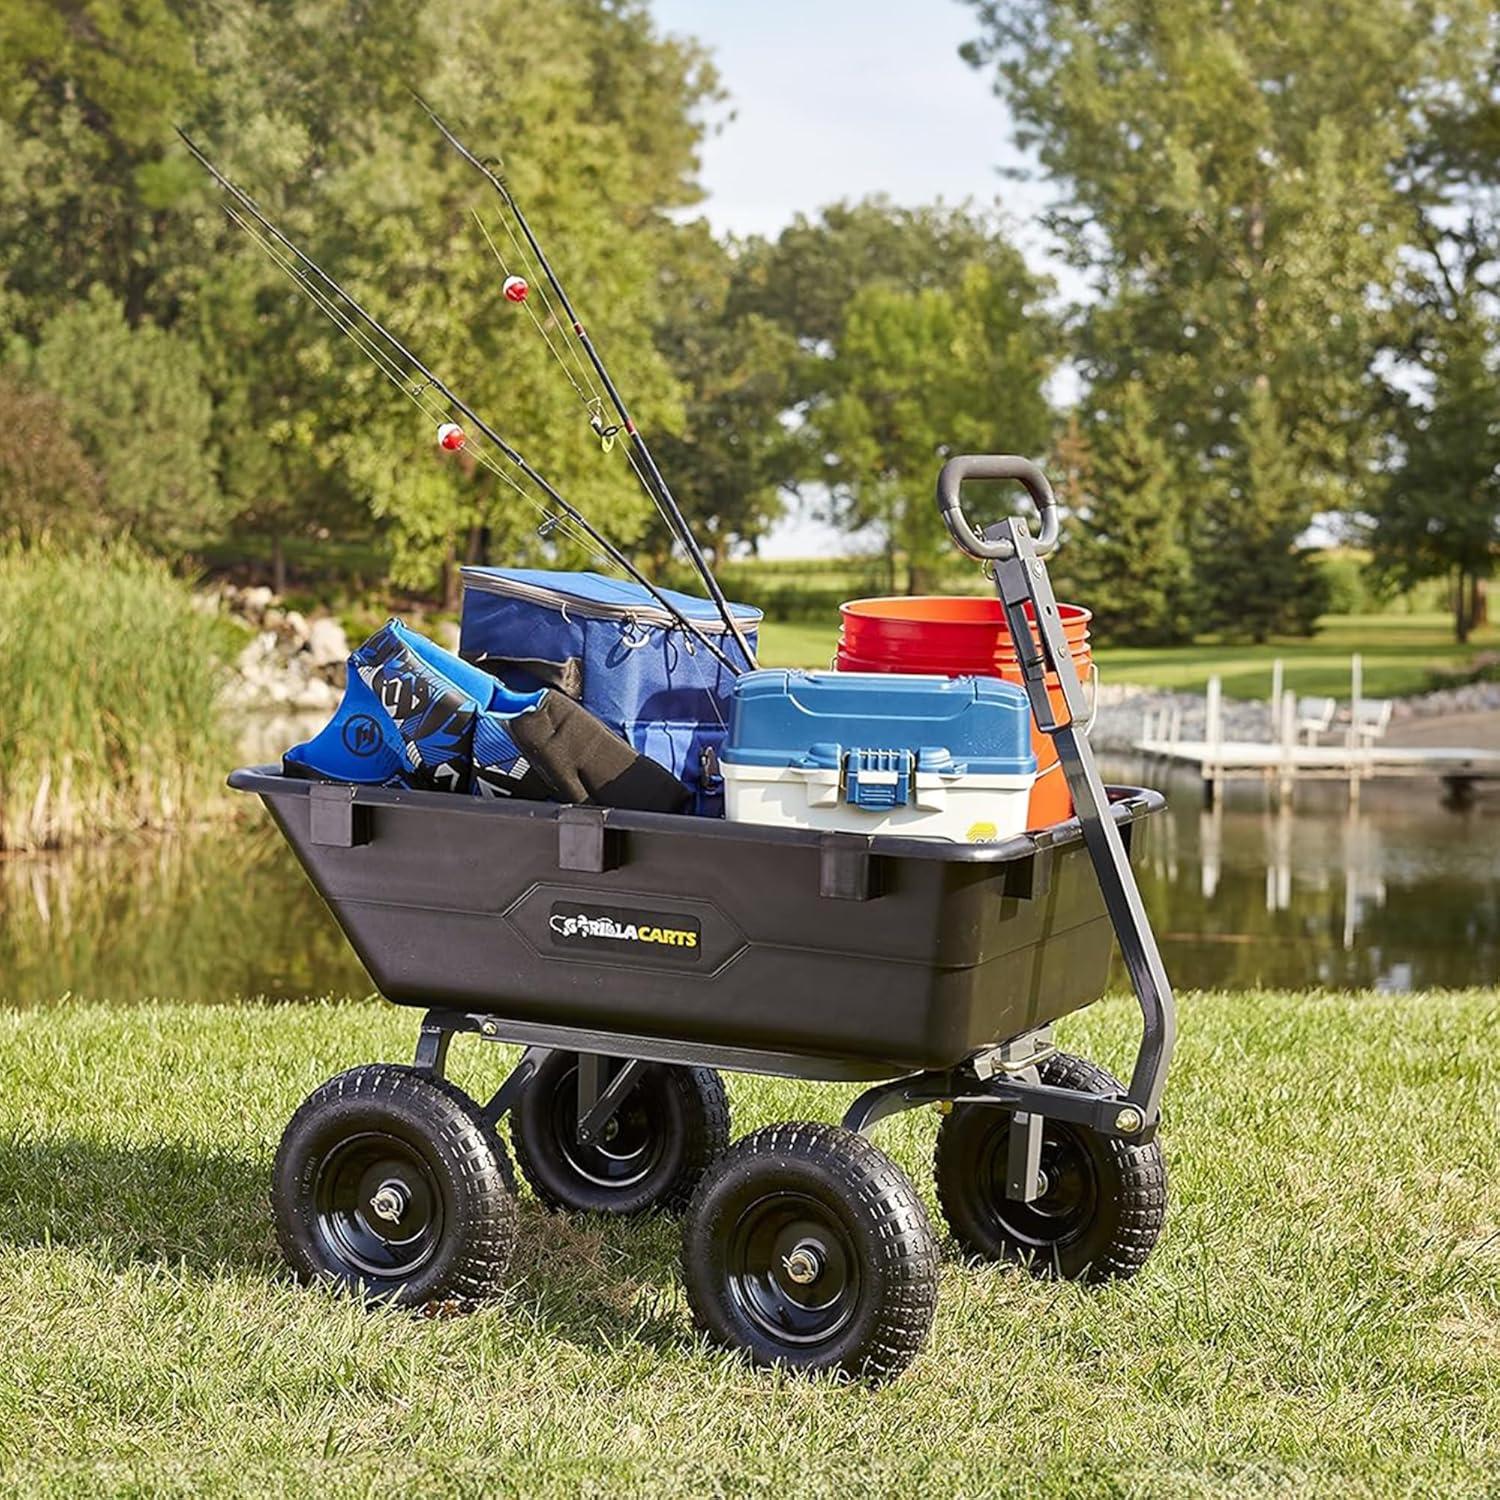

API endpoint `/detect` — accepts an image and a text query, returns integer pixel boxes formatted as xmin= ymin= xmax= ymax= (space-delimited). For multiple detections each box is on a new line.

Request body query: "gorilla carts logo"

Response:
xmin=548 ymin=902 xmax=701 ymax=962
xmin=341 ymin=714 xmax=383 ymax=757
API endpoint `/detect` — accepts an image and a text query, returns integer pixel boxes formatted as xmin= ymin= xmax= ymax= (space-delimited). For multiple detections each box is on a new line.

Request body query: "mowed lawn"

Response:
xmin=0 ymin=991 xmax=1495 ymax=1496
xmin=758 ymin=611 xmax=1500 ymax=699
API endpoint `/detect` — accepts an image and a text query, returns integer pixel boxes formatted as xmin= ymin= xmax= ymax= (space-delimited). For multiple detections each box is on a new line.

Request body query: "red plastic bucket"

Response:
xmin=836 ymin=596 xmax=1093 ymax=828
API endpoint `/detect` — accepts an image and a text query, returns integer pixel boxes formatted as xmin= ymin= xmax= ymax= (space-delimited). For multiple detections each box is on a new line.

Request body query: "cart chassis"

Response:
xmin=407 ymin=467 xmax=1176 ymax=1202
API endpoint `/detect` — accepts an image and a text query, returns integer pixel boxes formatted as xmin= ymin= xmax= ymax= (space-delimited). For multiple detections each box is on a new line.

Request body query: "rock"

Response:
xmin=282 ymin=609 xmax=311 ymax=646
xmin=304 ymin=616 xmax=351 ymax=670
xmin=292 ymin=677 xmax=340 ymax=712
xmin=241 ymin=585 xmax=276 ymax=620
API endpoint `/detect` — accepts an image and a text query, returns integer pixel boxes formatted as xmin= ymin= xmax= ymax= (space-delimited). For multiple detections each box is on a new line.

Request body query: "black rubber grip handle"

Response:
xmin=935 ymin=455 xmax=1060 ymax=561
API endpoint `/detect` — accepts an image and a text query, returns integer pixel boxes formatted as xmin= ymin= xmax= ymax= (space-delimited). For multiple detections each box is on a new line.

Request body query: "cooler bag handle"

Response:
xmin=936 ymin=454 xmax=1060 ymax=562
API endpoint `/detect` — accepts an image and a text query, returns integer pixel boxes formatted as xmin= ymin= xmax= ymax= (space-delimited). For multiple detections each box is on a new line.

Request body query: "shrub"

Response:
xmin=1312 ymin=551 xmax=1371 ymax=616
xmin=0 ymin=376 xmax=103 ymax=545
xmin=0 ymin=543 xmax=237 ymax=849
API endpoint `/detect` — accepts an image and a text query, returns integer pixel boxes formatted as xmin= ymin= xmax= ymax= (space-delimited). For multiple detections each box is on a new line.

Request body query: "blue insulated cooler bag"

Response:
xmin=283 ymin=618 xmax=691 ymax=812
xmin=459 ymin=568 xmax=762 ymax=816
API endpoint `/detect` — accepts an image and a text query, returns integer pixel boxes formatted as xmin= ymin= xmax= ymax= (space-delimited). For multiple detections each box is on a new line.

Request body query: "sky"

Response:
xmin=647 ymin=0 xmax=1068 ymax=557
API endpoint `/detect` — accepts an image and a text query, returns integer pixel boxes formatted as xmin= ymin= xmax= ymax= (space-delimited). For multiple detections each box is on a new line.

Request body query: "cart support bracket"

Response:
xmin=413 ymin=1015 xmax=452 ymax=1077
xmin=482 ymin=1045 xmax=551 ymax=1125
xmin=575 ymin=1055 xmax=648 ymax=1144
xmin=842 ymin=1066 xmax=1158 ymax=1144
xmin=1006 ymin=1110 xmax=1044 ymax=1202
xmin=558 ymin=806 xmax=613 ymax=873
xmin=308 ymin=783 xmax=364 ymax=848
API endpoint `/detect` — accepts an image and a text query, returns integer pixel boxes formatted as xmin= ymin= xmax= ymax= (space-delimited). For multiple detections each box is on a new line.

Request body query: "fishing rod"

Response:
xmin=410 ymin=91 xmax=760 ymax=672
xmin=176 ymin=128 xmax=744 ymax=677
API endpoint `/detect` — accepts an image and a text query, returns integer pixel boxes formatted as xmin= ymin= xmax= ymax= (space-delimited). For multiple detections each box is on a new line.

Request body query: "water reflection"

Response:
xmin=1111 ymin=757 xmax=1500 ymax=991
xmin=0 ymin=816 xmax=370 ymax=1006
xmin=2 ymin=766 xmax=1495 ymax=1004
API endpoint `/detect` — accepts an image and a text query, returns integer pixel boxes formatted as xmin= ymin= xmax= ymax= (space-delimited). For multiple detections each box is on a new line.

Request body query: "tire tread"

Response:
xmin=934 ymin=1051 xmax=1166 ymax=1282
xmin=683 ymin=1121 xmax=939 ymax=1384
xmin=272 ymin=1063 xmax=515 ymax=1306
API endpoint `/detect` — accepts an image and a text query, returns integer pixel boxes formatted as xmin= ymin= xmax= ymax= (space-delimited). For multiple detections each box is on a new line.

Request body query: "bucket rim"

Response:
xmin=838 ymin=594 xmax=1093 ymax=627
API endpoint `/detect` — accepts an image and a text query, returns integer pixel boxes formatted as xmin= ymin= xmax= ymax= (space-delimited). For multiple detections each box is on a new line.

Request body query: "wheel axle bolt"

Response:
xmin=481 ymin=1020 xmax=498 ymax=1037
xmin=369 ymin=1183 xmax=408 ymax=1224
xmin=1114 ymin=1107 xmax=1143 ymax=1135
xmin=783 ymin=1246 xmax=822 ymax=1285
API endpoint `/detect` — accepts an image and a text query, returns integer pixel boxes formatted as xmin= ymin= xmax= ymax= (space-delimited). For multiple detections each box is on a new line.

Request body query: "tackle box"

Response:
xmin=721 ymin=670 xmax=1037 ymax=842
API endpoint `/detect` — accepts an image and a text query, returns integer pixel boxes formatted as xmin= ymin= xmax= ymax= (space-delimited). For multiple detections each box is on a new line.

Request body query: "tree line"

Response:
xmin=2 ymin=0 xmax=1497 ymax=642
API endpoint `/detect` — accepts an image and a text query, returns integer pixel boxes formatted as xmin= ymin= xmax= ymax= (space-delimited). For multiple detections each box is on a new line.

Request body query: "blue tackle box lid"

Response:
xmin=723 ymin=670 xmax=1037 ymax=776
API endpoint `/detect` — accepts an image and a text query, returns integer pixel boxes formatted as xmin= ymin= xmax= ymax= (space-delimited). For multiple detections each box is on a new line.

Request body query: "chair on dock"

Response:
xmin=1351 ymin=698 xmax=1393 ymax=747
xmin=1296 ymin=696 xmax=1337 ymax=745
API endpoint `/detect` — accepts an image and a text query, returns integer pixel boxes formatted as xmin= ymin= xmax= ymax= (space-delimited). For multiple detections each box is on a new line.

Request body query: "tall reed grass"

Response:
xmin=0 ymin=543 xmax=237 ymax=849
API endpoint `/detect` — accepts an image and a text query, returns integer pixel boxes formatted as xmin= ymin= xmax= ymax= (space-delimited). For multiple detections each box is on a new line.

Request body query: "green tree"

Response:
xmin=1063 ymin=381 xmax=1193 ymax=645
xmin=962 ymin=0 xmax=1485 ymax=633
xmin=646 ymin=223 xmax=802 ymax=567
xmin=815 ymin=262 xmax=1054 ymax=589
xmin=738 ymin=202 xmax=1055 ymax=589
xmin=1371 ymin=313 xmax=1500 ymax=642
xmin=731 ymin=199 xmax=1004 ymax=347
xmin=1197 ymin=383 xmax=1328 ymax=641
xmin=1376 ymin=18 xmax=1500 ymax=638
xmin=1 ymin=0 xmax=720 ymax=595
xmin=21 ymin=286 xmax=226 ymax=552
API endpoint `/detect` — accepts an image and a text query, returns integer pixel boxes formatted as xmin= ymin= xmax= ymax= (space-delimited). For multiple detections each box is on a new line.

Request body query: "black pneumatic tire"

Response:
xmin=682 ymin=1122 xmax=939 ymax=1385
xmin=934 ymin=1051 xmax=1166 ymax=1283
xmin=510 ymin=1052 xmax=730 ymax=1216
xmin=272 ymin=1064 xmax=516 ymax=1306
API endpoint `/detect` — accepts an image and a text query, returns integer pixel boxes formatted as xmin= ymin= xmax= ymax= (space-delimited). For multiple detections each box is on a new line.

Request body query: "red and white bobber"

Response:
xmin=436 ymin=422 xmax=466 ymax=452
xmin=502 ymin=275 xmax=529 ymax=303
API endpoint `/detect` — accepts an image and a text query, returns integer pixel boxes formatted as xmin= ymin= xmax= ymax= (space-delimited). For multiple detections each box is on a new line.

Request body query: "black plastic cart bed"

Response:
xmin=239 ymin=457 xmax=1178 ymax=1385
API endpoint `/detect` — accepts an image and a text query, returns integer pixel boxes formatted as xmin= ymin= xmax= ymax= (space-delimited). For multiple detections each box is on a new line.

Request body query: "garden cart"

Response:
xmin=232 ymin=456 xmax=1176 ymax=1385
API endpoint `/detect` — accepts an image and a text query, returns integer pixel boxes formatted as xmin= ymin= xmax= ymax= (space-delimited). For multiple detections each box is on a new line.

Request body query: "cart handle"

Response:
xmin=936 ymin=454 xmax=1059 ymax=562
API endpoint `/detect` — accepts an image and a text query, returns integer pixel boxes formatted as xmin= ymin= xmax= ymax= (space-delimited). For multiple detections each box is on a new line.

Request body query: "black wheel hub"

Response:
xmin=313 ymin=1130 xmax=443 ymax=1280
xmin=982 ymin=1121 xmax=1097 ymax=1249
xmin=727 ymin=1192 xmax=859 ymax=1347
xmin=551 ymin=1063 xmax=664 ymax=1190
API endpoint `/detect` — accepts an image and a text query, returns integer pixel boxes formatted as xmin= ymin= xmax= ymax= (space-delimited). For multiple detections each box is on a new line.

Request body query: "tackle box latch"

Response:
xmin=843 ymin=748 xmax=913 ymax=810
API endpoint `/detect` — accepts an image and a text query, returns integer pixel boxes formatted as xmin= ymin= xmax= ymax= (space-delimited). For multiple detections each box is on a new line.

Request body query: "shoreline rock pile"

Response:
xmin=212 ymin=584 xmax=350 ymax=714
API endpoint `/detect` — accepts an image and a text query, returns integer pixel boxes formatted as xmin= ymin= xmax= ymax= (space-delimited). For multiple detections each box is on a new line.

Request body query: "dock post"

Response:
xmin=1349 ymin=653 xmax=1363 ymax=807
xmin=1204 ymin=674 xmax=1223 ymax=808
xmin=1270 ymin=657 xmax=1283 ymax=743
xmin=1277 ymin=687 xmax=1296 ymax=809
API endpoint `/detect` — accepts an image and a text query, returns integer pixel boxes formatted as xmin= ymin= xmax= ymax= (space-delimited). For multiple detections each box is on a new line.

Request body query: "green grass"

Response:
xmin=0 ymin=544 xmax=241 ymax=850
xmin=0 ymin=991 xmax=1496 ymax=1496
xmin=757 ymin=611 xmax=1500 ymax=699
xmin=1104 ymin=613 xmax=1500 ymax=699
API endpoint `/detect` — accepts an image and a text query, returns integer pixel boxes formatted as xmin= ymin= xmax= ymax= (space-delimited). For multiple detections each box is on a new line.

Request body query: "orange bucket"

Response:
xmin=836 ymin=596 xmax=1093 ymax=828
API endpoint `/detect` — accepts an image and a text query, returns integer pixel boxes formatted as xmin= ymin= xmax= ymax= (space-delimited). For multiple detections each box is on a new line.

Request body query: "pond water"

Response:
xmin=2 ymin=763 xmax=1495 ymax=1005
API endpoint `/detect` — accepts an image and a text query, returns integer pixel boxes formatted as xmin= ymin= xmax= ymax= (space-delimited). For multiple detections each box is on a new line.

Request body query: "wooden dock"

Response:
xmin=1132 ymin=659 xmax=1500 ymax=807
xmin=1135 ymin=737 xmax=1500 ymax=805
